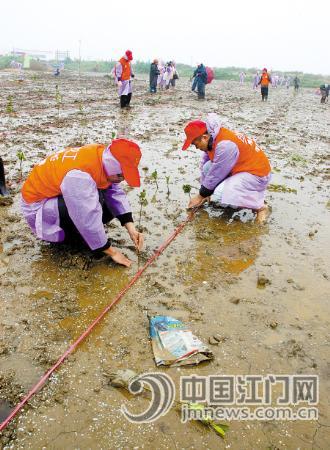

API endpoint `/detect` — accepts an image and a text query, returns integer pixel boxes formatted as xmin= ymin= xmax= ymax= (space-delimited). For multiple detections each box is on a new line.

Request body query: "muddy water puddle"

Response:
xmin=0 ymin=72 xmax=329 ymax=449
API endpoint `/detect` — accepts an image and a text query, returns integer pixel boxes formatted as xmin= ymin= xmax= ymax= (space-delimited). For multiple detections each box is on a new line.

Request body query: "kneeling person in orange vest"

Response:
xmin=182 ymin=114 xmax=271 ymax=224
xmin=21 ymin=139 xmax=144 ymax=267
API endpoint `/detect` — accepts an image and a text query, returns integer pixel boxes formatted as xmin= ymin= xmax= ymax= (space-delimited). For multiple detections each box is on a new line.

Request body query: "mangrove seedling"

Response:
xmin=151 ymin=169 xmax=159 ymax=190
xmin=6 ymin=96 xmax=14 ymax=114
xmin=165 ymin=175 xmax=170 ymax=196
xmin=78 ymin=103 xmax=84 ymax=115
xmin=111 ymin=131 xmax=116 ymax=139
xmin=55 ymin=84 xmax=62 ymax=119
xmin=17 ymin=150 xmax=26 ymax=178
xmin=182 ymin=184 xmax=192 ymax=197
xmin=138 ymin=189 xmax=148 ymax=229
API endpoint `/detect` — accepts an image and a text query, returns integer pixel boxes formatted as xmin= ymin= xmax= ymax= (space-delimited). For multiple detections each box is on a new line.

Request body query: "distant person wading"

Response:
xmin=149 ymin=59 xmax=160 ymax=93
xmin=258 ymin=68 xmax=272 ymax=101
xmin=115 ymin=50 xmax=135 ymax=108
xmin=191 ymin=63 xmax=208 ymax=99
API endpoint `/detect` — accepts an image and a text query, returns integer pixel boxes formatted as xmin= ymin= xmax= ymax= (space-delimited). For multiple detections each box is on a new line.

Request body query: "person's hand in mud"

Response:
xmin=117 ymin=80 xmax=122 ymax=88
xmin=125 ymin=222 xmax=144 ymax=253
xmin=103 ymin=247 xmax=132 ymax=267
xmin=187 ymin=194 xmax=209 ymax=210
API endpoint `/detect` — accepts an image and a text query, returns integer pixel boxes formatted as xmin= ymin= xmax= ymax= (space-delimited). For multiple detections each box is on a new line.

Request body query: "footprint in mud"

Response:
xmin=185 ymin=207 xmax=267 ymax=279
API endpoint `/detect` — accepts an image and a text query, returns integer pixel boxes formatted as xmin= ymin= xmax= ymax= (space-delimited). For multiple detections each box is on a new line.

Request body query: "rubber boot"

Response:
xmin=0 ymin=157 xmax=9 ymax=196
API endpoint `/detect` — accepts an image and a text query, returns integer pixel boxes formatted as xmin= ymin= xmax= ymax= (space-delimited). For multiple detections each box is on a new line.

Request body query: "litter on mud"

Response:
xmin=149 ymin=315 xmax=214 ymax=366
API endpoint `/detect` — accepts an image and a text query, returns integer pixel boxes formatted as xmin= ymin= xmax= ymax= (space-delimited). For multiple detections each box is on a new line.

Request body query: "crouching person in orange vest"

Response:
xmin=182 ymin=113 xmax=272 ymax=224
xmin=21 ymin=139 xmax=144 ymax=267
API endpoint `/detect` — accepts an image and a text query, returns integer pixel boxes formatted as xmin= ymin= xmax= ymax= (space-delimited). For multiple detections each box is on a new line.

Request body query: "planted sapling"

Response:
xmin=17 ymin=150 xmax=26 ymax=179
xmin=151 ymin=169 xmax=159 ymax=190
xmin=55 ymin=84 xmax=62 ymax=119
xmin=138 ymin=189 xmax=148 ymax=230
xmin=6 ymin=96 xmax=14 ymax=114
xmin=182 ymin=184 xmax=192 ymax=198
xmin=165 ymin=176 xmax=170 ymax=196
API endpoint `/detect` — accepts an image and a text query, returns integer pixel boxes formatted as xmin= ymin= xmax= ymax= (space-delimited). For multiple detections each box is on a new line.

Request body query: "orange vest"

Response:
xmin=22 ymin=144 xmax=111 ymax=203
xmin=260 ymin=72 xmax=270 ymax=86
xmin=208 ymin=128 xmax=271 ymax=177
xmin=118 ymin=57 xmax=131 ymax=81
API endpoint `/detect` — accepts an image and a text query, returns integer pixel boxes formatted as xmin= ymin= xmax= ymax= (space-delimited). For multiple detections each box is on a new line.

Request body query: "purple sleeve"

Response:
xmin=199 ymin=151 xmax=210 ymax=174
xmin=202 ymin=141 xmax=239 ymax=191
xmin=60 ymin=170 xmax=108 ymax=251
xmin=115 ymin=62 xmax=123 ymax=81
xmin=103 ymin=183 xmax=132 ymax=217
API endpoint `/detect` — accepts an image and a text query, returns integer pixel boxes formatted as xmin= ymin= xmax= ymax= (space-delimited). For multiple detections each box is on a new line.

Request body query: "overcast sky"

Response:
xmin=0 ymin=0 xmax=328 ymax=74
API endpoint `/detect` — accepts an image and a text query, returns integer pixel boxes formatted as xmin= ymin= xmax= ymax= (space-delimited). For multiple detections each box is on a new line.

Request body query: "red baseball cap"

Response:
xmin=110 ymin=139 xmax=141 ymax=187
xmin=125 ymin=50 xmax=133 ymax=61
xmin=182 ymin=120 xmax=207 ymax=150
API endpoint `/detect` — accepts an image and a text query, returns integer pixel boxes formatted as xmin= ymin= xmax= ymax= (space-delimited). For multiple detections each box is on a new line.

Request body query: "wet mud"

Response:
xmin=0 ymin=71 xmax=329 ymax=449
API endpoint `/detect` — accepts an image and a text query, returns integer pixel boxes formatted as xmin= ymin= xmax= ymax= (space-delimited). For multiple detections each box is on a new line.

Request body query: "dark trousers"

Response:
xmin=261 ymin=86 xmax=269 ymax=101
xmin=0 ymin=157 xmax=8 ymax=196
xmin=320 ymin=90 xmax=328 ymax=103
xmin=150 ymin=76 xmax=157 ymax=93
xmin=58 ymin=190 xmax=113 ymax=247
xmin=197 ymin=80 xmax=205 ymax=99
xmin=120 ymin=93 xmax=132 ymax=108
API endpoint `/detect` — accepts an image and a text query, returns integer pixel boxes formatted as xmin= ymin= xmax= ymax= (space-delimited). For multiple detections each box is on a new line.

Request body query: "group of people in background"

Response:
xmin=251 ymin=70 xmax=303 ymax=101
xmin=151 ymin=61 xmax=210 ymax=99
xmin=149 ymin=60 xmax=179 ymax=93
xmin=110 ymin=49 xmax=328 ymax=108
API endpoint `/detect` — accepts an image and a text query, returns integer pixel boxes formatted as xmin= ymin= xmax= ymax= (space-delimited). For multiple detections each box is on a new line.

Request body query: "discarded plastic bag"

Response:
xmin=149 ymin=315 xmax=213 ymax=367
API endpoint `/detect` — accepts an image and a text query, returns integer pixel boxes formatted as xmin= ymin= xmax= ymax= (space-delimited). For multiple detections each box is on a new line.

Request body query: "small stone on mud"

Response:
xmin=213 ymin=334 xmax=228 ymax=343
xmin=257 ymin=273 xmax=271 ymax=287
xmin=27 ymin=424 xmax=35 ymax=433
xmin=54 ymin=395 xmax=63 ymax=404
xmin=269 ymin=321 xmax=278 ymax=329
xmin=104 ymin=369 xmax=137 ymax=388
xmin=229 ymin=297 xmax=240 ymax=304
xmin=0 ymin=342 xmax=9 ymax=355
xmin=209 ymin=336 xmax=219 ymax=345
xmin=0 ymin=196 xmax=13 ymax=207
xmin=292 ymin=284 xmax=305 ymax=291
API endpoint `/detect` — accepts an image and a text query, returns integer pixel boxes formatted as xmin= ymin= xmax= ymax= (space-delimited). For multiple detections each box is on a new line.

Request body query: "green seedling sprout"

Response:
xmin=151 ymin=170 xmax=159 ymax=190
xmin=17 ymin=150 xmax=26 ymax=179
xmin=182 ymin=184 xmax=192 ymax=198
xmin=6 ymin=96 xmax=14 ymax=114
xmin=111 ymin=131 xmax=116 ymax=139
xmin=185 ymin=403 xmax=229 ymax=438
xmin=55 ymin=84 xmax=62 ymax=119
xmin=138 ymin=189 xmax=148 ymax=230
xmin=165 ymin=175 xmax=170 ymax=196
xmin=78 ymin=103 xmax=84 ymax=115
